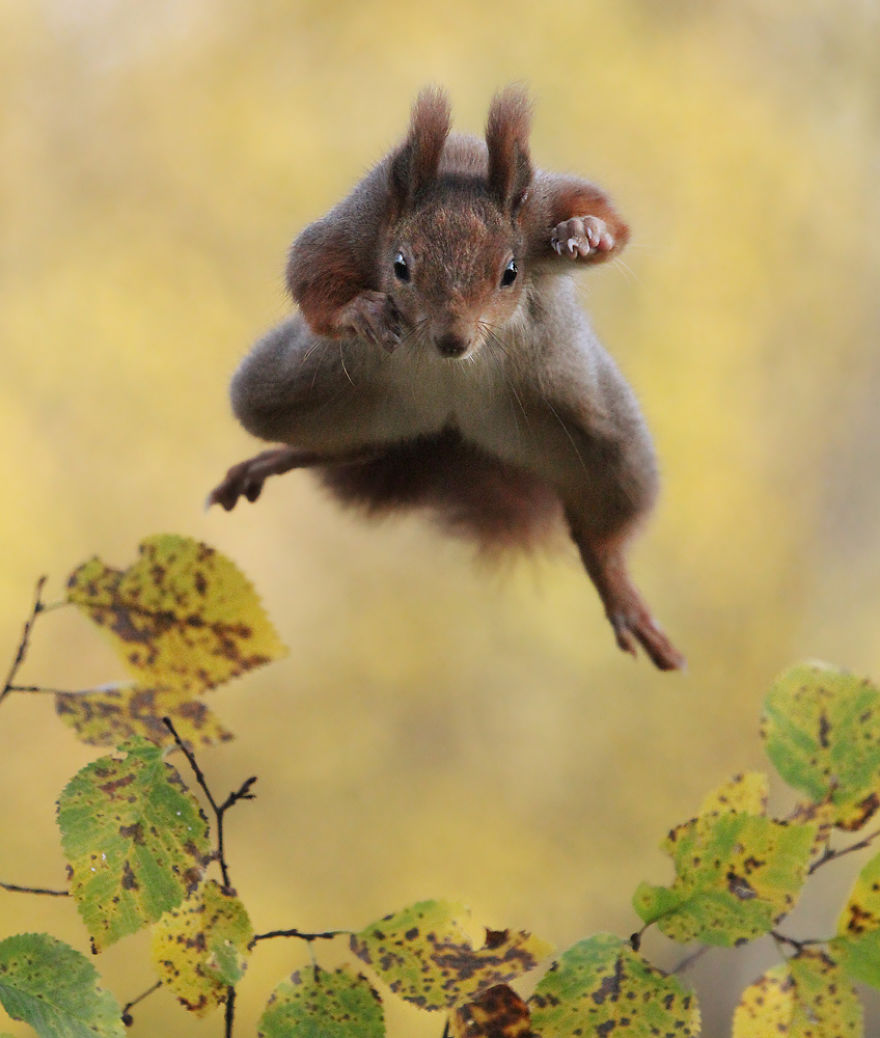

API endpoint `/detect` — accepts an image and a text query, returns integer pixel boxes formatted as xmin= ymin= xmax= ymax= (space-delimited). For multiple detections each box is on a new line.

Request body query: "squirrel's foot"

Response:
xmin=608 ymin=603 xmax=685 ymax=672
xmin=206 ymin=447 xmax=323 ymax=511
xmin=340 ymin=291 xmax=403 ymax=352
xmin=551 ymin=216 xmax=615 ymax=260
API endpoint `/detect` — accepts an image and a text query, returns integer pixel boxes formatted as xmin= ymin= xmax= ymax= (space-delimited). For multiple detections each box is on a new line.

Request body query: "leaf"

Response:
xmin=55 ymin=685 xmax=233 ymax=748
xmin=761 ymin=661 xmax=880 ymax=830
xmin=632 ymin=811 xmax=814 ymax=945
xmin=258 ymin=965 xmax=384 ymax=1038
xmin=732 ymin=950 xmax=862 ymax=1037
xmin=0 ymin=933 xmax=125 ymax=1038
xmin=529 ymin=933 xmax=699 ymax=1038
xmin=57 ymin=739 xmax=211 ymax=950
xmin=66 ymin=534 xmax=287 ymax=698
xmin=151 ymin=880 xmax=253 ymax=1015
xmin=832 ymin=851 xmax=880 ymax=989
xmin=449 ymin=985 xmax=533 ymax=1038
xmin=350 ymin=900 xmax=552 ymax=1010
xmin=699 ymin=772 xmax=769 ymax=816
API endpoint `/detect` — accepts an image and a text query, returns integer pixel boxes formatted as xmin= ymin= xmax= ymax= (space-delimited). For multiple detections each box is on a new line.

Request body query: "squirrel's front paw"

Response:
xmin=341 ymin=291 xmax=403 ymax=352
xmin=551 ymin=216 xmax=616 ymax=260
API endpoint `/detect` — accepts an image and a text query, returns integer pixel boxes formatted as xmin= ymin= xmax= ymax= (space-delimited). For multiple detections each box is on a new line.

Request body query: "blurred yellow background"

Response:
xmin=1 ymin=0 xmax=878 ymax=1034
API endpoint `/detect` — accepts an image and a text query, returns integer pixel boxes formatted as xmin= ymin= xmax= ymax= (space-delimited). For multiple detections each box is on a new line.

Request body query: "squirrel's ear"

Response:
xmin=389 ymin=87 xmax=452 ymax=214
xmin=485 ymin=86 xmax=533 ymax=216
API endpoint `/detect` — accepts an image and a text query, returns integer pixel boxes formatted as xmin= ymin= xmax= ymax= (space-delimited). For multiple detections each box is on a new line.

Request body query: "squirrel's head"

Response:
xmin=381 ymin=86 xmax=534 ymax=360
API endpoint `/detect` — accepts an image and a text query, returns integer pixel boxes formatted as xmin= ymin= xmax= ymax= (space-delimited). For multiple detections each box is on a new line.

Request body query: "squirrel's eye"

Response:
xmin=501 ymin=259 xmax=518 ymax=287
xmin=393 ymin=252 xmax=410 ymax=282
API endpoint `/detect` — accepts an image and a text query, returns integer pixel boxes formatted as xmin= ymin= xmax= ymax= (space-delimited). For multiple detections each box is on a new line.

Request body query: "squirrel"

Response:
xmin=208 ymin=86 xmax=684 ymax=671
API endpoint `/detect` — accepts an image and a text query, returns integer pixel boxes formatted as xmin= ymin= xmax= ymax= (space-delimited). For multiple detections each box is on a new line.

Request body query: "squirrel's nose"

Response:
xmin=436 ymin=333 xmax=469 ymax=358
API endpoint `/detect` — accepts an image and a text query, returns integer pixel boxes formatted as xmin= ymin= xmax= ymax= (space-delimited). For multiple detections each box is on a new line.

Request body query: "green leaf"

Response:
xmin=57 ymin=739 xmax=211 ymax=950
xmin=633 ymin=812 xmax=814 ymax=945
xmin=832 ymin=851 xmax=880 ymax=988
xmin=350 ymin=900 xmax=552 ymax=1010
xmin=0 ymin=933 xmax=125 ymax=1038
xmin=732 ymin=950 xmax=862 ymax=1037
xmin=761 ymin=661 xmax=880 ymax=829
xmin=258 ymin=965 xmax=384 ymax=1038
xmin=151 ymin=879 xmax=254 ymax=1015
xmin=66 ymin=533 xmax=287 ymax=699
xmin=529 ymin=933 xmax=700 ymax=1038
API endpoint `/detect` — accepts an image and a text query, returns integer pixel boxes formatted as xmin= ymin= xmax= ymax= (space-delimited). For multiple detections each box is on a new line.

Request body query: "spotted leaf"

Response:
xmin=55 ymin=684 xmax=233 ymax=748
xmin=449 ymin=985 xmax=533 ymax=1038
xmin=0 ymin=933 xmax=124 ymax=1038
xmin=633 ymin=811 xmax=814 ymax=945
xmin=733 ymin=950 xmax=862 ymax=1037
xmin=66 ymin=534 xmax=287 ymax=698
xmin=832 ymin=851 xmax=880 ymax=989
xmin=699 ymin=772 xmax=769 ymax=816
xmin=151 ymin=880 xmax=253 ymax=1015
xmin=529 ymin=933 xmax=699 ymax=1038
xmin=351 ymin=900 xmax=552 ymax=1010
xmin=57 ymin=739 xmax=211 ymax=951
xmin=258 ymin=965 xmax=384 ymax=1038
xmin=761 ymin=661 xmax=880 ymax=830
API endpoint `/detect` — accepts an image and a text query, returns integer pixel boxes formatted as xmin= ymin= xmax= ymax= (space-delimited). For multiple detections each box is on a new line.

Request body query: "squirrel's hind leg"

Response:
xmin=567 ymin=516 xmax=685 ymax=671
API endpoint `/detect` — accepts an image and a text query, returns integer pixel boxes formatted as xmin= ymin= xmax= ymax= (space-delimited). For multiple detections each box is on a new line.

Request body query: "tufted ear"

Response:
xmin=389 ymin=87 xmax=452 ymax=215
xmin=485 ymin=85 xmax=533 ymax=216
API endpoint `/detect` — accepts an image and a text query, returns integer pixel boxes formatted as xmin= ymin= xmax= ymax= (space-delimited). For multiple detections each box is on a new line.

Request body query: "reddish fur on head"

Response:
xmin=485 ymin=86 xmax=533 ymax=214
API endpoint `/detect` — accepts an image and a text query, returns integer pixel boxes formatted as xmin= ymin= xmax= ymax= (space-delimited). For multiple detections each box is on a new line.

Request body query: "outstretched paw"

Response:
xmin=340 ymin=291 xmax=403 ymax=352
xmin=206 ymin=447 xmax=322 ymax=511
xmin=551 ymin=216 xmax=616 ymax=260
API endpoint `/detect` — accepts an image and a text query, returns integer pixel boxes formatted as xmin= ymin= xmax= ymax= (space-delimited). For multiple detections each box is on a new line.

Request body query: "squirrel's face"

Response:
xmin=382 ymin=195 xmax=526 ymax=361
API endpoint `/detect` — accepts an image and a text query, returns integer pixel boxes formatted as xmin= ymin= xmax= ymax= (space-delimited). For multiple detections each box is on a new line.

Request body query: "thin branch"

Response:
xmin=225 ymin=985 xmax=235 ymax=1038
xmin=121 ymin=979 xmax=163 ymax=1024
xmin=250 ymin=927 xmax=349 ymax=949
xmin=162 ymin=717 xmax=256 ymax=890
xmin=809 ymin=827 xmax=880 ymax=875
xmin=1 ymin=880 xmax=69 ymax=897
xmin=1 ymin=576 xmax=48 ymax=707
xmin=770 ymin=930 xmax=824 ymax=955
xmin=671 ymin=945 xmax=709 ymax=974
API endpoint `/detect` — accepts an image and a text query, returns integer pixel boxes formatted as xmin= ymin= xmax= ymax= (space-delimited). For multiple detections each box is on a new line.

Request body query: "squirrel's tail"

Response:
xmin=319 ymin=427 xmax=561 ymax=553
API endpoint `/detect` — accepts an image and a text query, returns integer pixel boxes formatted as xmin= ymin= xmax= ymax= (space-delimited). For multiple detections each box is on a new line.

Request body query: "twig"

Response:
xmin=809 ymin=827 xmax=880 ymax=875
xmin=770 ymin=930 xmax=823 ymax=955
xmin=250 ymin=927 xmax=349 ymax=949
xmin=1 ymin=880 xmax=69 ymax=897
xmin=225 ymin=985 xmax=235 ymax=1038
xmin=671 ymin=945 xmax=709 ymax=974
xmin=1 ymin=576 xmax=48 ymax=707
xmin=121 ymin=979 xmax=162 ymax=1025
xmin=162 ymin=717 xmax=257 ymax=890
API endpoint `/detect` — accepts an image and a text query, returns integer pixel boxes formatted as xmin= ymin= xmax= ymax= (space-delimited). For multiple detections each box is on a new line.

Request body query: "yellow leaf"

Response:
xmin=699 ymin=772 xmax=769 ymax=816
xmin=55 ymin=686 xmax=233 ymax=747
xmin=151 ymin=880 xmax=254 ymax=1016
xmin=66 ymin=534 xmax=287 ymax=697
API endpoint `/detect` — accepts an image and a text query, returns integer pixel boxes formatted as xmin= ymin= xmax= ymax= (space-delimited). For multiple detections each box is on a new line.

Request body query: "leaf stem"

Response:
xmin=162 ymin=717 xmax=257 ymax=890
xmin=121 ymin=979 xmax=163 ymax=1024
xmin=1 ymin=576 xmax=48 ymax=707
xmin=0 ymin=880 xmax=69 ymax=897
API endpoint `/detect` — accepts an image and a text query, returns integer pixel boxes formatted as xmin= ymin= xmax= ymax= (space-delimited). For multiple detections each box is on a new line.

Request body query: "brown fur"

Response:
xmin=210 ymin=86 xmax=684 ymax=670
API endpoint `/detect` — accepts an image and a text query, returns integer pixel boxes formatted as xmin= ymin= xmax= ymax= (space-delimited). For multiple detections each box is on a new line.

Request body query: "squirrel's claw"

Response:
xmin=551 ymin=216 xmax=615 ymax=260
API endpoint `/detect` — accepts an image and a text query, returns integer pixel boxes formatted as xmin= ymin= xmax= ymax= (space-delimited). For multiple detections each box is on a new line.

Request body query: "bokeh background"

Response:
xmin=2 ymin=0 xmax=878 ymax=1034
